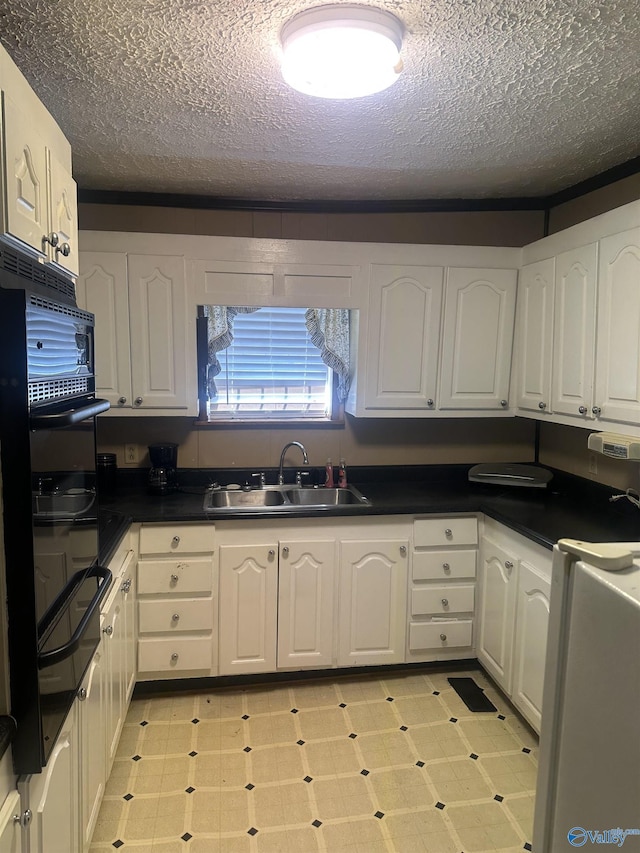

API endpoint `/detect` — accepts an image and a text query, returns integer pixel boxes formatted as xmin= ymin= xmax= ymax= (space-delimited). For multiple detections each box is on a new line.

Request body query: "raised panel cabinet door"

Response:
xmin=477 ymin=537 xmax=518 ymax=693
xmin=512 ymin=562 xmax=551 ymax=734
xmin=76 ymin=252 xmax=132 ymax=409
xmin=47 ymin=150 xmax=78 ymax=275
xmin=551 ymin=243 xmax=598 ymax=419
xmin=2 ymin=94 xmax=48 ymax=257
xmin=594 ymin=227 xmax=640 ymax=426
xmin=439 ymin=268 xmax=517 ymax=409
xmin=121 ymin=551 xmax=137 ymax=705
xmin=0 ymin=790 xmax=23 ymax=853
xmin=365 ymin=265 xmax=443 ymax=410
xmin=218 ymin=544 xmax=277 ymax=675
xmin=338 ymin=539 xmax=408 ymax=667
xmin=127 ymin=254 xmax=189 ymax=410
xmin=515 ymin=258 xmax=555 ymax=413
xmin=79 ymin=640 xmax=106 ymax=852
xmin=277 ymin=539 xmax=336 ymax=669
xmin=102 ymin=593 xmax=124 ymax=769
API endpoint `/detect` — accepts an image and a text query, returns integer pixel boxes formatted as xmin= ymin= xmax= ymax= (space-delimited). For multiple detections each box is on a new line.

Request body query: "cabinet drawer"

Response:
xmin=414 ymin=517 xmax=478 ymax=548
xmin=138 ymin=598 xmax=214 ymax=634
xmin=138 ymin=558 xmax=212 ymax=594
xmin=139 ymin=524 xmax=214 ymax=555
xmin=411 ymin=585 xmax=475 ymax=616
xmin=412 ymin=549 xmax=476 ymax=580
xmin=409 ymin=620 xmax=473 ymax=651
xmin=138 ymin=637 xmax=213 ymax=672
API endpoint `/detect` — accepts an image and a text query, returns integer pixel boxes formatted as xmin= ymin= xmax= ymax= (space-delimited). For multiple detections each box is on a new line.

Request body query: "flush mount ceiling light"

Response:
xmin=280 ymin=4 xmax=404 ymax=99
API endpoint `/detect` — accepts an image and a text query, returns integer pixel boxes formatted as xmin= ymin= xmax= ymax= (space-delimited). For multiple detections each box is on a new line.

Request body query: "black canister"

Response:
xmin=96 ymin=452 xmax=117 ymax=497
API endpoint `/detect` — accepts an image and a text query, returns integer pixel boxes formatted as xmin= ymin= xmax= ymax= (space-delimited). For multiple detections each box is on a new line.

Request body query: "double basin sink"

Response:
xmin=203 ymin=483 xmax=370 ymax=513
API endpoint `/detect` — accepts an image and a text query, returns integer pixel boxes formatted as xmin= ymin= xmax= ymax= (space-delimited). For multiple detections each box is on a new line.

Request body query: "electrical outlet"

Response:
xmin=125 ymin=444 xmax=138 ymax=464
xmin=589 ymin=453 xmax=598 ymax=475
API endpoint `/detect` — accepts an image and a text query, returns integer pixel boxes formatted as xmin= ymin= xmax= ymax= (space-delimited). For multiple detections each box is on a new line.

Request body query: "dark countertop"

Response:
xmin=99 ymin=464 xmax=640 ymax=553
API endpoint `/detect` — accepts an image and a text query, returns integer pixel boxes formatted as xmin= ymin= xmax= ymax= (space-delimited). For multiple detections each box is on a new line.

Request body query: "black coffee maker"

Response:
xmin=148 ymin=443 xmax=178 ymax=495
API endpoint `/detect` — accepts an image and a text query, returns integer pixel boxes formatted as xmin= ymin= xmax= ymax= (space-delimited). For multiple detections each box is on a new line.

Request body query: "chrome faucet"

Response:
xmin=278 ymin=441 xmax=309 ymax=485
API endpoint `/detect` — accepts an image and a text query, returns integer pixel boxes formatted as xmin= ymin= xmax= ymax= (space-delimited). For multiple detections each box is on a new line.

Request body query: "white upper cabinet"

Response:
xmin=551 ymin=244 xmax=598 ymax=421
xmin=593 ymin=227 xmax=640 ymax=426
xmin=439 ymin=268 xmax=517 ymax=410
xmin=364 ymin=264 xmax=443 ymax=411
xmin=515 ymin=258 xmax=555 ymax=414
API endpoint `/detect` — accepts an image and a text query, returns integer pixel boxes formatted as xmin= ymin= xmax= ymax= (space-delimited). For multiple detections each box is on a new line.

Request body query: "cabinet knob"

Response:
xmin=442 ymin=563 xmax=451 ymax=573
xmin=268 ymin=549 xmax=275 ymax=558
xmin=103 ymin=625 xmax=113 ymax=636
xmin=426 ymin=398 xmax=434 ymax=407
xmin=118 ymin=396 xmax=127 ymax=405
xmin=440 ymin=633 xmax=447 ymax=642
xmin=172 ymin=536 xmax=180 ymax=544
xmin=505 ymin=560 xmax=514 ymax=571
xmin=170 ymin=573 xmax=179 ymax=584
xmin=592 ymin=406 xmax=601 ymax=416
xmin=441 ymin=598 xmax=449 ymax=607
xmin=56 ymin=242 xmax=71 ymax=258
xmin=500 ymin=399 xmax=508 ymax=408
xmin=134 ymin=397 xmax=143 ymax=406
xmin=538 ymin=401 xmax=546 ymax=410
xmin=399 ymin=545 xmax=407 ymax=556
xmin=121 ymin=578 xmax=131 ymax=593
xmin=171 ymin=652 xmax=179 ymax=661
xmin=77 ymin=687 xmax=87 ymax=701
xmin=444 ymin=528 xmax=453 ymax=538
xmin=172 ymin=613 xmax=180 ymax=622
xmin=44 ymin=231 xmax=59 ymax=248
xmin=282 ymin=546 xmax=289 ymax=557
xmin=578 ymin=405 xmax=588 ymax=414
xmin=13 ymin=809 xmax=32 ymax=828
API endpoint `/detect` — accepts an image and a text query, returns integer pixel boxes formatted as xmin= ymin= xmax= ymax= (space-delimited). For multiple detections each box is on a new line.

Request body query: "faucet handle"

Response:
xmin=250 ymin=472 xmax=266 ymax=488
xmin=295 ymin=470 xmax=312 ymax=487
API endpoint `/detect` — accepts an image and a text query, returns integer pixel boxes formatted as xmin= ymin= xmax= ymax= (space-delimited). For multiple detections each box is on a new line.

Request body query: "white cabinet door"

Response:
xmin=47 ymin=150 xmax=78 ymax=276
xmin=277 ymin=539 xmax=335 ymax=669
xmin=26 ymin=702 xmax=79 ymax=853
xmin=515 ymin=258 xmax=555 ymax=414
xmin=551 ymin=243 xmax=598 ymax=420
xmin=594 ymin=228 xmax=640 ymax=426
xmin=512 ymin=562 xmax=551 ymax=734
xmin=127 ymin=254 xmax=189 ymax=410
xmin=439 ymin=268 xmax=517 ymax=410
xmin=0 ymin=790 xmax=23 ymax=853
xmin=79 ymin=640 xmax=106 ymax=852
xmin=76 ymin=252 xmax=132 ymax=410
xmin=477 ymin=537 xmax=518 ymax=693
xmin=102 ymin=588 xmax=125 ymax=769
xmin=364 ymin=265 xmax=443 ymax=410
xmin=338 ymin=539 xmax=408 ymax=666
xmin=121 ymin=551 xmax=137 ymax=705
xmin=219 ymin=544 xmax=278 ymax=675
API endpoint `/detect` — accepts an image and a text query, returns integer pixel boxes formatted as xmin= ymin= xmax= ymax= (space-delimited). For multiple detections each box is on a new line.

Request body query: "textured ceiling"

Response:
xmin=1 ymin=0 xmax=638 ymax=202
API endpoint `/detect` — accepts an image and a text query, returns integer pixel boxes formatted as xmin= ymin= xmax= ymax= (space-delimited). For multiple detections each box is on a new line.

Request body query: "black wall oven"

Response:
xmin=0 ymin=249 xmax=111 ymax=774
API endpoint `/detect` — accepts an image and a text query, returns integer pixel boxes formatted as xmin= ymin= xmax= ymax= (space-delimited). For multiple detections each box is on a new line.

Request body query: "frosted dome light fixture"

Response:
xmin=281 ymin=4 xmax=404 ymax=99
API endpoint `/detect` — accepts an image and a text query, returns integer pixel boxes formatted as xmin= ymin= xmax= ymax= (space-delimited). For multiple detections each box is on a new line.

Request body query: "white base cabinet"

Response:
xmin=0 ymin=790 xmax=22 ymax=853
xmin=478 ymin=519 xmax=551 ymax=733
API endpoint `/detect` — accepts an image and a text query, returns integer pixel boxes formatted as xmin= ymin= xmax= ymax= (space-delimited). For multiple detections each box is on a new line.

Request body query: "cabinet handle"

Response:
xmin=55 ymin=242 xmax=71 ymax=258
xmin=44 ymin=231 xmax=60 ymax=248
xmin=268 ymin=549 xmax=275 ymax=558
xmin=426 ymin=398 xmax=434 ymax=407
xmin=500 ymin=399 xmax=508 ymax=408
xmin=171 ymin=652 xmax=179 ymax=661
xmin=282 ymin=546 xmax=289 ymax=557
xmin=134 ymin=397 xmax=143 ymax=406
xmin=399 ymin=545 xmax=407 ymax=556
xmin=440 ymin=633 xmax=447 ymax=642
xmin=441 ymin=598 xmax=449 ymax=607
xmin=170 ymin=573 xmax=179 ymax=584
xmin=103 ymin=625 xmax=113 ymax=636
xmin=118 ymin=396 xmax=127 ymax=405
xmin=578 ymin=405 xmax=587 ymax=414
xmin=442 ymin=563 xmax=451 ymax=573
xmin=505 ymin=560 xmax=514 ymax=571
xmin=78 ymin=687 xmax=87 ymax=701
xmin=592 ymin=406 xmax=601 ymax=416
xmin=538 ymin=401 xmax=546 ymax=410
xmin=13 ymin=809 xmax=32 ymax=828
xmin=444 ymin=528 xmax=453 ymax=538
xmin=172 ymin=536 xmax=180 ymax=545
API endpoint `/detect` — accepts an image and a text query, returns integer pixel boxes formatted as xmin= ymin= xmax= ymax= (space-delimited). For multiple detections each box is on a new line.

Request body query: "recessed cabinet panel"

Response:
xmin=477 ymin=537 xmax=518 ymax=693
xmin=516 ymin=258 xmax=555 ymax=413
xmin=439 ymin=268 xmax=517 ymax=410
xmin=594 ymin=228 xmax=640 ymax=425
xmin=512 ymin=562 xmax=551 ymax=733
xmin=551 ymin=244 xmax=597 ymax=419
xmin=365 ymin=265 xmax=443 ymax=409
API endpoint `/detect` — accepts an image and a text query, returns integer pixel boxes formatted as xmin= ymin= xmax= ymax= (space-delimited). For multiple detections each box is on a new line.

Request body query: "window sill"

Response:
xmin=194 ymin=416 xmax=344 ymax=428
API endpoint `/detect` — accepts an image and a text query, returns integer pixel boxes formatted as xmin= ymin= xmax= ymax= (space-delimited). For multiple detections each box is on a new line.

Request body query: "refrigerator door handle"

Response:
xmin=557 ymin=538 xmax=635 ymax=571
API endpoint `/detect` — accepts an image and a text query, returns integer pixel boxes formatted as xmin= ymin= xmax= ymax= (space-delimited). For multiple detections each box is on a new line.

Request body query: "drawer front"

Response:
xmin=138 ymin=598 xmax=214 ymax=634
xmin=138 ymin=558 xmax=213 ymax=594
xmin=138 ymin=637 xmax=213 ymax=672
xmin=412 ymin=549 xmax=476 ymax=580
xmin=409 ymin=620 xmax=473 ymax=651
xmin=414 ymin=517 xmax=478 ymax=548
xmin=411 ymin=585 xmax=475 ymax=616
xmin=139 ymin=524 xmax=214 ymax=555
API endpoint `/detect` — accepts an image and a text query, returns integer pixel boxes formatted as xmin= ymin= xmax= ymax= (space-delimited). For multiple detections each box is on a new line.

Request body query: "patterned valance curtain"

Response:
xmin=204 ymin=305 xmax=351 ymax=400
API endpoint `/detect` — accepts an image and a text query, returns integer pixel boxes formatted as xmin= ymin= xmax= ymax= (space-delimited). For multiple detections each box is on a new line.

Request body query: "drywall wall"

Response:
xmin=548 ymin=172 xmax=640 ymax=233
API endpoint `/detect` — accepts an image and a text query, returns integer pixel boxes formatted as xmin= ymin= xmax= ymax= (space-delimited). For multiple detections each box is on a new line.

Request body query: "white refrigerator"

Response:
xmin=534 ymin=539 xmax=640 ymax=852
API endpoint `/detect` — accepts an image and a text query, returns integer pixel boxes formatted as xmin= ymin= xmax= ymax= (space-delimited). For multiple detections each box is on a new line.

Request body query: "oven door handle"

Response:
xmin=37 ymin=565 xmax=113 ymax=669
xmin=30 ymin=398 xmax=110 ymax=430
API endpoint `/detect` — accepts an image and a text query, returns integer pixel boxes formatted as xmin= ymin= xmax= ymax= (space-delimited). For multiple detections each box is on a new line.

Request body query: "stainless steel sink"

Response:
xmin=203 ymin=484 xmax=369 ymax=512
xmin=32 ymin=489 xmax=96 ymax=517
